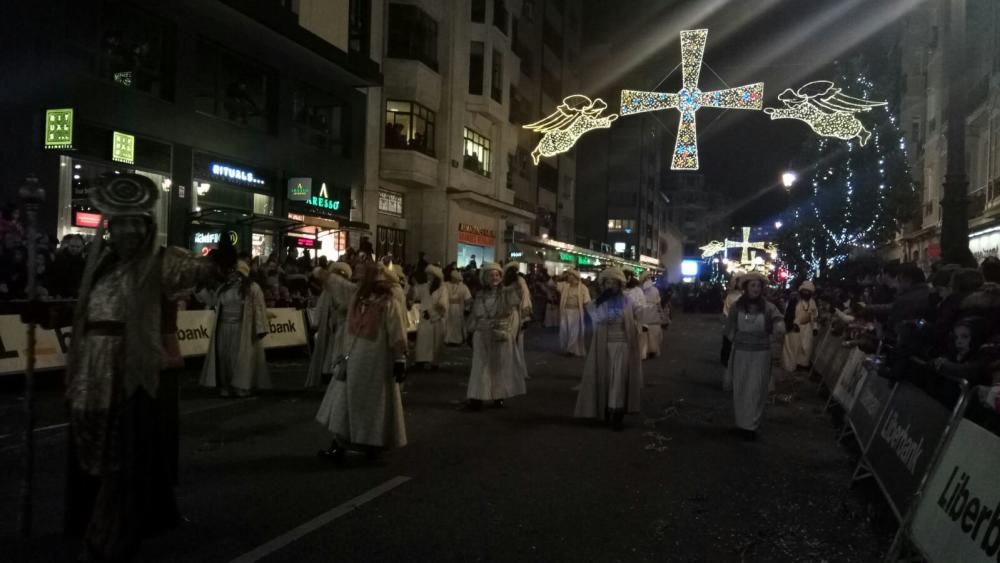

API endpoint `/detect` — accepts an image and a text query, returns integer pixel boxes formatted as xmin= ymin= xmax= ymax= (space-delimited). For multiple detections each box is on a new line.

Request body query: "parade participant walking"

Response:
xmin=557 ymin=269 xmax=590 ymax=356
xmin=445 ymin=270 xmax=472 ymax=345
xmin=505 ymin=262 xmax=533 ymax=380
xmin=624 ymin=274 xmax=649 ymax=358
xmin=720 ymin=275 xmax=743 ymax=368
xmin=575 ymin=267 xmax=643 ymax=431
xmin=466 ymin=262 xmax=524 ymax=410
xmin=415 ymin=264 xmax=448 ymax=369
xmin=781 ymin=280 xmax=818 ymax=372
xmin=316 ymin=264 xmax=408 ymax=461
xmin=725 ymin=272 xmax=785 ymax=440
xmin=640 ymin=273 xmax=664 ymax=358
xmin=305 ymin=262 xmax=356 ymax=387
xmin=65 ymin=174 xmax=224 ymax=562
xmin=200 ymin=260 xmax=271 ymax=397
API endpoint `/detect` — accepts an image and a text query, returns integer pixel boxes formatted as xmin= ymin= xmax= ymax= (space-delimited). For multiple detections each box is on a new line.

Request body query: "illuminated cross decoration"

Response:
xmin=727 ymin=227 xmax=772 ymax=265
xmin=620 ymin=29 xmax=764 ymax=170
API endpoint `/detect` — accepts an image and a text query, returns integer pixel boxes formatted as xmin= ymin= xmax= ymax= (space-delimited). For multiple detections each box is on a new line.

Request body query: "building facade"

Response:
xmin=892 ymin=0 xmax=1000 ymax=265
xmin=2 ymin=0 xmax=380 ymax=261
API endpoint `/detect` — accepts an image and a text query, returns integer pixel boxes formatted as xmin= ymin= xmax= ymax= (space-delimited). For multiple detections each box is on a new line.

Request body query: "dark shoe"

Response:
xmin=612 ymin=412 xmax=625 ymax=432
xmin=740 ymin=429 xmax=757 ymax=441
xmin=463 ymin=399 xmax=483 ymax=411
xmin=494 ymin=399 xmax=505 ymax=409
xmin=317 ymin=445 xmax=347 ymax=463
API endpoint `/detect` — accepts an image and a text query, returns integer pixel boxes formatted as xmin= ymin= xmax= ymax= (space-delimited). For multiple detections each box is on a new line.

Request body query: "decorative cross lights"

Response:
xmin=523 ymin=29 xmax=888 ymax=171
xmin=700 ymin=227 xmax=776 ymax=265
xmin=620 ymin=29 xmax=763 ymax=170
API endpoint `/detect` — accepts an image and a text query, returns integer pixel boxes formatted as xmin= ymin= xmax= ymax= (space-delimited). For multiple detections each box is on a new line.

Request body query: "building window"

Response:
xmin=493 ymin=0 xmax=508 ymax=34
xmin=538 ymin=162 xmax=558 ymax=192
xmin=386 ymin=4 xmax=438 ymax=71
xmin=385 ymin=100 xmax=436 ymax=156
xmin=608 ymin=219 xmax=636 ymax=233
xmin=378 ymin=189 xmax=404 ymax=216
xmin=469 ymin=41 xmax=485 ymax=95
xmin=471 ymin=0 xmax=485 ymax=22
xmin=195 ymin=38 xmax=275 ymax=133
xmin=98 ymin=3 xmax=175 ymax=100
xmin=463 ymin=127 xmax=492 ymax=177
xmin=293 ymin=83 xmax=347 ymax=155
xmin=490 ymin=49 xmax=504 ymax=102
xmin=348 ymin=0 xmax=371 ymax=55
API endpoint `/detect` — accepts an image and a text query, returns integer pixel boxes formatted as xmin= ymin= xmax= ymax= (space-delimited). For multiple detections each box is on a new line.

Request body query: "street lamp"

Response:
xmin=781 ymin=172 xmax=797 ymax=189
xmin=774 ymin=221 xmax=783 ymax=230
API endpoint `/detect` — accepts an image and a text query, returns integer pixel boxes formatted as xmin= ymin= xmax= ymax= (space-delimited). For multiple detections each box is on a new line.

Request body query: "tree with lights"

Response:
xmin=778 ymin=55 xmax=917 ymax=279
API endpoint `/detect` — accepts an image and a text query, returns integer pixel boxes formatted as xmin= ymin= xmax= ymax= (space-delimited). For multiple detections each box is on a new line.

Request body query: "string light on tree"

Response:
xmin=620 ymin=29 xmax=764 ymax=170
xmin=524 ymin=95 xmax=618 ymax=164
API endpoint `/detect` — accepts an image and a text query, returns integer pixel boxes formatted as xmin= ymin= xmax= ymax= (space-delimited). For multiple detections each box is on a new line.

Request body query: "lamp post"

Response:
xmin=781 ymin=171 xmax=797 ymax=189
xmin=940 ymin=0 xmax=970 ymax=264
xmin=17 ymin=175 xmax=45 ymax=538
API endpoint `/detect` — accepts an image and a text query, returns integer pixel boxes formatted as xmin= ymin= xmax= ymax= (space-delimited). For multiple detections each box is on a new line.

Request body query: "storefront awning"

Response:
xmin=190 ymin=207 xmax=303 ymax=233
xmin=447 ymin=189 xmax=535 ymax=223
xmin=517 ymin=236 xmax=664 ymax=274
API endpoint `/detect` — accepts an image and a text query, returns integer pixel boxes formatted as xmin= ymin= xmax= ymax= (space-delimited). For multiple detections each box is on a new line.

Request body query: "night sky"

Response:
xmin=578 ymin=0 xmax=924 ymax=228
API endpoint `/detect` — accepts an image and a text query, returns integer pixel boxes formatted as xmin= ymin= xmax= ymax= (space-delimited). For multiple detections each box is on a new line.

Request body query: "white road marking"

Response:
xmin=229 ymin=476 xmax=412 ymax=563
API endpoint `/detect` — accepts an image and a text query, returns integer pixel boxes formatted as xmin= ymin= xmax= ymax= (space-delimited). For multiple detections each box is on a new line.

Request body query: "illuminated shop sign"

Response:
xmin=193 ymin=231 xmax=239 ymax=245
xmin=306 ymin=182 xmax=343 ymax=211
xmin=210 ymin=162 xmax=266 ymax=186
xmin=288 ymin=177 xmax=312 ymax=202
xmin=288 ymin=236 xmax=321 ymax=249
xmin=112 ymin=131 xmax=135 ymax=164
xmin=44 ymin=108 xmax=74 ymax=149
xmin=73 ymin=211 xmax=102 ymax=228
xmin=457 ymin=223 xmax=496 ymax=246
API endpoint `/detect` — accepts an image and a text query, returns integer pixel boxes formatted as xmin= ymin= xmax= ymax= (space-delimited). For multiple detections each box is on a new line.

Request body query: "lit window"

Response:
xmin=463 ymin=127 xmax=492 ymax=177
xmin=385 ymin=100 xmax=436 ymax=157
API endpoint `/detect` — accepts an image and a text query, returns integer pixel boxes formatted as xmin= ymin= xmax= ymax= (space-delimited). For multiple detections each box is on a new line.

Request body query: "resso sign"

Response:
xmin=911 ymin=419 xmax=1000 ymax=562
xmin=0 ymin=309 xmax=308 ymax=376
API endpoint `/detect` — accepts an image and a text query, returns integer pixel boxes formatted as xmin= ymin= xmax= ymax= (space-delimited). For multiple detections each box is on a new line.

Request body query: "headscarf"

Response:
xmin=450 ymin=270 xmax=463 ymax=283
xmin=598 ymin=267 xmax=627 ymax=285
xmin=425 ymin=264 xmax=444 ymax=281
xmin=799 ymin=280 xmax=816 ymax=293
xmin=328 ymin=261 xmax=352 ymax=279
xmin=479 ymin=262 xmax=502 ymax=286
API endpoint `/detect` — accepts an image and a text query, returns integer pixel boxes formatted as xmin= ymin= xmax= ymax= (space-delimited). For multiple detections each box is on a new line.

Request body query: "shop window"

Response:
xmin=98 ymin=2 xmax=175 ymax=100
xmin=386 ymin=4 xmax=438 ymax=71
xmin=378 ymin=189 xmax=405 ymax=216
xmin=490 ymin=49 xmax=504 ymax=102
xmin=194 ymin=38 xmax=275 ymax=133
xmin=376 ymin=225 xmax=406 ymax=261
xmin=469 ymin=42 xmax=485 ymax=95
xmin=471 ymin=0 xmax=485 ymax=22
xmin=293 ymin=83 xmax=348 ymax=155
xmin=607 ymin=219 xmax=636 ymax=233
xmin=385 ymin=100 xmax=436 ymax=157
xmin=463 ymin=127 xmax=492 ymax=177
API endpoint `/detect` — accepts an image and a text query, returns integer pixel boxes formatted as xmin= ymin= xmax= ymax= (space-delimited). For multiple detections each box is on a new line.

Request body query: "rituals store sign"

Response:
xmin=44 ymin=108 xmax=74 ymax=149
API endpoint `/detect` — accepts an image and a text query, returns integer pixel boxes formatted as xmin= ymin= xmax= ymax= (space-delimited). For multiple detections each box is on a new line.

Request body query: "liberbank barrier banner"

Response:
xmin=831 ymin=348 xmax=869 ymax=411
xmin=0 ymin=309 xmax=309 ymax=376
xmin=822 ymin=345 xmax=851 ymax=394
xmin=864 ymin=381 xmax=954 ymax=519
xmin=910 ymin=418 xmax=1000 ymax=563
xmin=846 ymin=365 xmax=894 ymax=450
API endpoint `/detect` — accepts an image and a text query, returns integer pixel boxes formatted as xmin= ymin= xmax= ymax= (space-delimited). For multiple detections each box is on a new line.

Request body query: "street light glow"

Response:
xmin=782 ymin=172 xmax=797 ymax=188
xmin=775 ymin=221 xmax=783 ymax=229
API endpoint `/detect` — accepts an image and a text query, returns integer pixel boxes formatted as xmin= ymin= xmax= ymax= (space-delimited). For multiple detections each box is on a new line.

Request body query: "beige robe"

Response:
xmin=306 ymin=274 xmax=357 ymax=387
xmin=415 ymin=283 xmax=448 ymax=364
xmin=466 ymin=285 xmax=525 ymax=401
xmin=781 ymin=298 xmax=817 ymax=372
xmin=200 ymin=281 xmax=271 ymax=391
xmin=574 ymin=295 xmax=644 ymax=418
xmin=558 ymin=281 xmax=591 ymax=356
xmin=445 ymin=281 xmax=472 ymax=344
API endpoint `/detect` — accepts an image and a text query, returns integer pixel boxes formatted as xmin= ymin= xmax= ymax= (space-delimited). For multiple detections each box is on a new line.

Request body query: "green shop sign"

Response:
xmin=112 ymin=131 xmax=135 ymax=164
xmin=558 ymin=251 xmax=575 ymax=262
xmin=577 ymin=256 xmax=594 ymax=266
xmin=44 ymin=108 xmax=74 ymax=149
xmin=306 ymin=182 xmax=343 ymax=212
xmin=287 ymin=177 xmax=312 ymax=202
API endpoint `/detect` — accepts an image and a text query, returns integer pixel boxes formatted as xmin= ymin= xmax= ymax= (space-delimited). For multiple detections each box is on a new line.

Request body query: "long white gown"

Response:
xmin=781 ymin=298 xmax=817 ymax=372
xmin=466 ymin=285 xmax=525 ymax=401
xmin=445 ymin=281 xmax=472 ymax=344
xmin=513 ymin=276 xmax=534 ymax=380
xmin=414 ymin=282 xmax=448 ymax=364
xmin=558 ymin=281 xmax=590 ymax=356
xmin=574 ymin=295 xmax=643 ymax=418
xmin=624 ymin=286 xmax=648 ymax=358
xmin=726 ymin=301 xmax=785 ymax=431
xmin=641 ymin=282 xmax=663 ymax=358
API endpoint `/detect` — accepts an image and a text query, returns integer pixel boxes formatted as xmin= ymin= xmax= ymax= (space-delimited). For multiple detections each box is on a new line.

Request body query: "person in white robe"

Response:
xmin=305 ymin=262 xmax=356 ymax=387
xmin=445 ymin=270 xmax=472 ymax=345
xmin=544 ymin=275 xmax=561 ymax=328
xmin=557 ymin=269 xmax=590 ymax=356
xmin=316 ymin=263 xmax=408 ymax=462
xmin=725 ymin=272 xmax=785 ymax=440
xmin=640 ymin=273 xmax=664 ymax=358
xmin=505 ymin=262 xmax=534 ymax=381
xmin=574 ymin=267 xmax=643 ymax=431
xmin=624 ymin=275 xmax=649 ymax=358
xmin=465 ymin=262 xmax=524 ymax=409
xmin=415 ymin=265 xmax=448 ymax=368
xmin=200 ymin=260 xmax=270 ymax=397
xmin=781 ymin=280 xmax=818 ymax=372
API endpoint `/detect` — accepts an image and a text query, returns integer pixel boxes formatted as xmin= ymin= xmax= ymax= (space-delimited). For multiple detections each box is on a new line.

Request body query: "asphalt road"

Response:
xmin=1 ymin=313 xmax=890 ymax=562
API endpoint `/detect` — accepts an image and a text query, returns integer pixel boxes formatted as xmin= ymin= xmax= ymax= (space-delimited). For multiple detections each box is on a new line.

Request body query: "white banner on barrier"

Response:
xmin=177 ymin=310 xmax=215 ymax=358
xmin=0 ymin=315 xmax=66 ymax=375
xmin=832 ymin=348 xmax=868 ymax=411
xmin=911 ymin=419 xmax=1000 ymax=563
xmin=263 ymin=308 xmax=308 ymax=349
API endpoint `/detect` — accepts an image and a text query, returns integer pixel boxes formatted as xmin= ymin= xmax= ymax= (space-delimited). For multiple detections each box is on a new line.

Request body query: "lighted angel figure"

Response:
xmin=763 ymin=80 xmax=887 ymax=146
xmin=525 ymin=95 xmax=618 ymax=164
xmin=699 ymin=240 xmax=726 ymax=258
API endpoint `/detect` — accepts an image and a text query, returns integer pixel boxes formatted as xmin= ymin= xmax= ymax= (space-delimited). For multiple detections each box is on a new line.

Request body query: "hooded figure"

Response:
xmin=445 ymin=269 xmax=472 ymax=344
xmin=575 ymin=267 xmax=643 ymax=431
xmin=465 ymin=262 xmax=525 ymax=409
xmin=65 ymin=174 xmax=222 ymax=561
xmin=505 ymin=262 xmax=534 ymax=380
xmin=415 ymin=264 xmax=448 ymax=367
xmin=200 ymin=260 xmax=271 ymax=396
xmin=557 ymin=269 xmax=591 ymax=356
xmin=781 ymin=280 xmax=818 ymax=372
xmin=305 ymin=262 xmax=357 ymax=387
